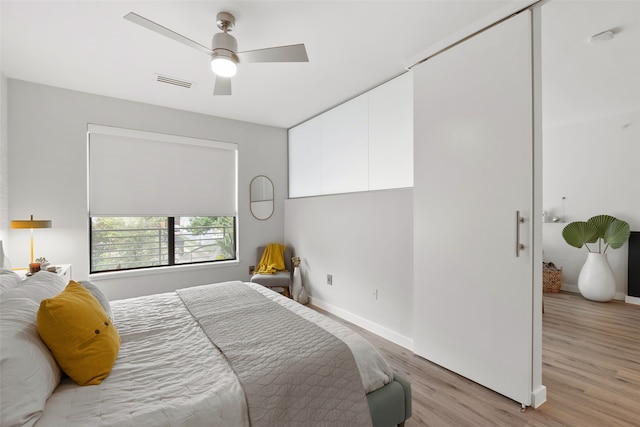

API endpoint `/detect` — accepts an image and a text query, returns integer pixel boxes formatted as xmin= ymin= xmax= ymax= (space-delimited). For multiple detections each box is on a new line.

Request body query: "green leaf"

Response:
xmin=562 ymin=221 xmax=599 ymax=249
xmin=604 ymin=219 xmax=631 ymax=250
xmin=586 ymin=215 xmax=618 ymax=239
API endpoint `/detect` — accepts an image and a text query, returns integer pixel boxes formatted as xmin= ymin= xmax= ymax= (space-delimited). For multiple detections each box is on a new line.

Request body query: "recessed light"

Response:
xmin=588 ymin=30 xmax=615 ymax=45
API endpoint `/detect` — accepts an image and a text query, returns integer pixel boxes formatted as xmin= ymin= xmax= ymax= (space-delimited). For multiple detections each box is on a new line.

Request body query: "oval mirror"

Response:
xmin=250 ymin=175 xmax=274 ymax=220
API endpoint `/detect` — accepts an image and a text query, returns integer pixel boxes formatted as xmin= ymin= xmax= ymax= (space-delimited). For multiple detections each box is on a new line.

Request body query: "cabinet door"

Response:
xmin=289 ymin=115 xmax=322 ymax=198
xmin=320 ymin=94 xmax=369 ymax=195
xmin=413 ymin=11 xmax=536 ymax=406
xmin=369 ymin=72 xmax=413 ymax=190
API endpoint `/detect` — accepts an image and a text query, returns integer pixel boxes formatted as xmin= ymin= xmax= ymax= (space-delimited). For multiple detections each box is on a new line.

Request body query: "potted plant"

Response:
xmin=562 ymin=214 xmax=630 ymax=301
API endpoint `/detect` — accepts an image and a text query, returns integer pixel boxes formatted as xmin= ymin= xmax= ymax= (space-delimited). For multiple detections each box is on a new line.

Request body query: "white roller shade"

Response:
xmin=88 ymin=125 xmax=237 ymax=217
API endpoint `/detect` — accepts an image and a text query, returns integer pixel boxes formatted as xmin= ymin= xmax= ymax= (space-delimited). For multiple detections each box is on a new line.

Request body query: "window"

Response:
xmin=90 ymin=216 xmax=236 ymax=273
xmin=88 ymin=125 xmax=237 ymax=274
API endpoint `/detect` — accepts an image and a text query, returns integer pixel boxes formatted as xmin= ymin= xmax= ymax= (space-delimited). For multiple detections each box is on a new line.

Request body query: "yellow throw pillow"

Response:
xmin=37 ymin=280 xmax=120 ymax=386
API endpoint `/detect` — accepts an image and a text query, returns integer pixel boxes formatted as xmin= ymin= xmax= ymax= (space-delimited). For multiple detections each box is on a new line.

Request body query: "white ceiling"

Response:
xmin=541 ymin=0 xmax=640 ymax=128
xmin=1 ymin=1 xmax=638 ymax=129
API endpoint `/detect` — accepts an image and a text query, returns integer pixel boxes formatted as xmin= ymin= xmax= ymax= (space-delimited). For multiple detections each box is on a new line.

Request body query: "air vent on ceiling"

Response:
xmin=156 ymin=74 xmax=193 ymax=88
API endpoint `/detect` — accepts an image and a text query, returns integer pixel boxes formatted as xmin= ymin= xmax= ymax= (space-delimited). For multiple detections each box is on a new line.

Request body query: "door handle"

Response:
xmin=516 ymin=210 xmax=525 ymax=257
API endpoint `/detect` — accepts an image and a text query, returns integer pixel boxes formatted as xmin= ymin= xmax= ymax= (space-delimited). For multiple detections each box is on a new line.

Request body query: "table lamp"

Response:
xmin=10 ymin=214 xmax=52 ymax=264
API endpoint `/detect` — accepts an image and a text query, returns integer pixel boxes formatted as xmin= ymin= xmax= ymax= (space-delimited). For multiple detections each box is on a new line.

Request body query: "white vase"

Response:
xmin=292 ymin=266 xmax=302 ymax=301
xmin=298 ymin=286 xmax=309 ymax=305
xmin=0 ymin=240 xmax=9 ymax=270
xmin=578 ymin=253 xmax=616 ymax=302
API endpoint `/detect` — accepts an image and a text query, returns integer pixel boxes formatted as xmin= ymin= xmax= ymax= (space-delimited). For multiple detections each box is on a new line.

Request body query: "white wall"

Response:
xmin=542 ymin=110 xmax=640 ymax=299
xmin=6 ymin=79 xmax=288 ymax=300
xmin=0 ymin=74 xmax=8 ymax=244
xmin=284 ymin=188 xmax=413 ymax=348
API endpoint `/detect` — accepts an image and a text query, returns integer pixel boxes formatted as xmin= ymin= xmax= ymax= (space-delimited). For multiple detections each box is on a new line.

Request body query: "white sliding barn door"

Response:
xmin=413 ymin=11 xmax=536 ymax=406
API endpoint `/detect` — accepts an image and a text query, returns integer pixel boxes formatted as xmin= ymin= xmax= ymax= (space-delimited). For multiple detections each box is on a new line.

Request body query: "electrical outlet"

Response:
xmin=327 ymin=274 xmax=333 ymax=285
xmin=249 ymin=265 xmax=255 ymax=274
xmin=373 ymin=288 xmax=378 ymax=300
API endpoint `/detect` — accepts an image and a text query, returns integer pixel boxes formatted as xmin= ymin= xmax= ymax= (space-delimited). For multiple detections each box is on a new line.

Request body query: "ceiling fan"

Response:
xmin=124 ymin=11 xmax=309 ymax=95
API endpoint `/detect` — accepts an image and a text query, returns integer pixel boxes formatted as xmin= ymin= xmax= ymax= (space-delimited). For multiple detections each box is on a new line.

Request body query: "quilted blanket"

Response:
xmin=177 ymin=281 xmax=373 ymax=426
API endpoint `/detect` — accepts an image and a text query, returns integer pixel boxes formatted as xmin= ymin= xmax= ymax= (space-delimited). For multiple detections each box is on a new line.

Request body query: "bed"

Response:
xmin=0 ymin=270 xmax=411 ymax=427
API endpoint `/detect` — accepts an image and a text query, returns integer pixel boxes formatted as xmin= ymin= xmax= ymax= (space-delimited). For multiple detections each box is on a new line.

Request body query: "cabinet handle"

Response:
xmin=516 ymin=210 xmax=525 ymax=257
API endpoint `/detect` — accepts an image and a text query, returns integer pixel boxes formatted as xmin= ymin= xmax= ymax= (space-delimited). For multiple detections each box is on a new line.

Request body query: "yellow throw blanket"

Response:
xmin=254 ymin=243 xmax=287 ymax=274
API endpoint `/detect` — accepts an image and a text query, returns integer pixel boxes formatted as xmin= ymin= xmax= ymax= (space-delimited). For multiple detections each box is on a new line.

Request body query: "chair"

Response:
xmin=250 ymin=245 xmax=293 ymax=297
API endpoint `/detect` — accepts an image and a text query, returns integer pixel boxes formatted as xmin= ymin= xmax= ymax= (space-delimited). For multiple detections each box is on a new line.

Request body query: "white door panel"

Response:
xmin=288 ymin=116 xmax=322 ymax=198
xmin=413 ymin=11 xmax=534 ymax=406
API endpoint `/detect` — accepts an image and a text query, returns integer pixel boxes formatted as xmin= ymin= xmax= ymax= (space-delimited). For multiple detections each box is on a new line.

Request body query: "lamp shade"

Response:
xmin=11 ymin=215 xmax=52 ymax=229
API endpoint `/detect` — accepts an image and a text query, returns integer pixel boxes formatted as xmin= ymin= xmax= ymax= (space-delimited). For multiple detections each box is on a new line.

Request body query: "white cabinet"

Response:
xmin=368 ymin=72 xmax=413 ymax=190
xmin=288 ymin=116 xmax=322 ymax=198
xmin=56 ymin=264 xmax=72 ymax=282
xmin=320 ymin=95 xmax=369 ymax=195
xmin=288 ymin=73 xmax=413 ymax=198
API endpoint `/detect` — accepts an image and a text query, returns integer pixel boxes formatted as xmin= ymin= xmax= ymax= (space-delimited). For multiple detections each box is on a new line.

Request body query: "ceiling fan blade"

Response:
xmin=213 ymin=76 xmax=232 ymax=96
xmin=124 ymin=12 xmax=212 ymax=56
xmin=237 ymin=44 xmax=308 ymax=63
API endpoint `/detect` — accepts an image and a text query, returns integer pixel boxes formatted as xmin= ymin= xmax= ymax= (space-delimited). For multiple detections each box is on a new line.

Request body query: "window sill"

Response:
xmin=88 ymin=260 xmax=239 ymax=281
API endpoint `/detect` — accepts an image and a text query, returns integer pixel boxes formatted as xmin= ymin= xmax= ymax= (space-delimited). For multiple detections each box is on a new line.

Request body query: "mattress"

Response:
xmin=34 ymin=282 xmax=393 ymax=426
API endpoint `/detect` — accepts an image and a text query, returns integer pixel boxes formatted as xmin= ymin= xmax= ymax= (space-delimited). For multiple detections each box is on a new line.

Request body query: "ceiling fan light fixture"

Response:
xmin=211 ymin=51 xmax=238 ymax=77
xmin=124 ymin=10 xmax=308 ymax=96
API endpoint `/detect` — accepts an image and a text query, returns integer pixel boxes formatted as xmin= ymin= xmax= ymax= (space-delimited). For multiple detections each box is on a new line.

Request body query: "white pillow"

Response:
xmin=0 ymin=271 xmax=66 ymax=304
xmin=0 ymin=269 xmax=21 ymax=294
xmin=0 ymin=297 xmax=62 ymax=427
xmin=79 ymin=280 xmax=114 ymax=322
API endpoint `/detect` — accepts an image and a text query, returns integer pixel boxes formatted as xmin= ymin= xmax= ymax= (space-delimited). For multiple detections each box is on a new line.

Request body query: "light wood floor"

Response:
xmin=314 ymin=291 xmax=640 ymax=426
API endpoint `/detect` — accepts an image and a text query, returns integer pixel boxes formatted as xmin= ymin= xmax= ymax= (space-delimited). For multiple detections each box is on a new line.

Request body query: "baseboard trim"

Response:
xmin=531 ymin=385 xmax=547 ymax=408
xmin=309 ymin=296 xmax=414 ymax=351
xmin=560 ymin=283 xmax=580 ymax=294
xmin=561 ymin=284 xmax=625 ymax=301
xmin=625 ymin=295 xmax=640 ymax=305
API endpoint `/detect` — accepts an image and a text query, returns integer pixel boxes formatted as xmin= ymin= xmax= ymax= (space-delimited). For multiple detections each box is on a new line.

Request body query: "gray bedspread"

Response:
xmin=177 ymin=281 xmax=373 ymax=427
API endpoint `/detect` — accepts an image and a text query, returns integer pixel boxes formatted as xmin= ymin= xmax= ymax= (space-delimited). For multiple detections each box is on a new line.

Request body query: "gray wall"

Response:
xmin=6 ymin=79 xmax=288 ymax=300
xmin=284 ymin=188 xmax=413 ymax=348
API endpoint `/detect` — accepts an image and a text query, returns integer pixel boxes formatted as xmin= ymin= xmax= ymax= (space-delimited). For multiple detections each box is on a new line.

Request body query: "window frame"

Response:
xmin=89 ymin=216 xmax=237 ymax=274
xmin=87 ymin=124 xmax=238 ymax=275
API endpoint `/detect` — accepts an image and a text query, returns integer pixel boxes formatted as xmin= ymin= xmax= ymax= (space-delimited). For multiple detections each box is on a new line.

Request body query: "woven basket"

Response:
xmin=543 ymin=268 xmax=562 ymax=293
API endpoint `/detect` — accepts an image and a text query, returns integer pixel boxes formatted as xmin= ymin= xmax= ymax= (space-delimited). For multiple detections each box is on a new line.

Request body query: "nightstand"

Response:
xmin=52 ymin=264 xmax=72 ymax=282
xmin=15 ymin=264 xmax=72 ymax=281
